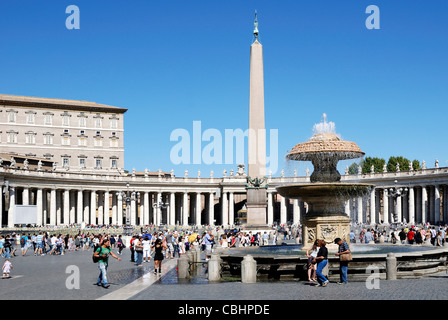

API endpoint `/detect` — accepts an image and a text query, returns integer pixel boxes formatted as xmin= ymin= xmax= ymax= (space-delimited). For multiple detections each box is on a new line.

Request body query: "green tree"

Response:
xmin=412 ymin=159 xmax=421 ymax=170
xmin=348 ymin=161 xmax=361 ymax=175
xmin=387 ymin=156 xmax=411 ymax=172
xmin=362 ymin=157 xmax=386 ymax=174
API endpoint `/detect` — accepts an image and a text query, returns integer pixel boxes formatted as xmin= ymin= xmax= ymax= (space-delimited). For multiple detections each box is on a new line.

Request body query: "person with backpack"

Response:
xmin=20 ymin=234 xmax=28 ymax=256
xmin=93 ymin=238 xmax=121 ymax=288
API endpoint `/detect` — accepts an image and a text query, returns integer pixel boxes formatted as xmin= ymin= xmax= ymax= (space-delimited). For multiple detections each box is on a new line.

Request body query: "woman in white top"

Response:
xmin=306 ymin=240 xmax=320 ymax=282
xmin=142 ymin=236 xmax=152 ymax=263
xmin=220 ymin=235 xmax=229 ymax=249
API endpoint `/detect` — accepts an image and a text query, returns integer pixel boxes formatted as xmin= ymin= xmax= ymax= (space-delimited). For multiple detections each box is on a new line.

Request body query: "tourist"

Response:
xmin=407 ymin=228 xmax=415 ymax=245
xmin=20 ymin=234 xmax=28 ymax=256
xmin=134 ymin=236 xmax=144 ymax=266
xmin=334 ymin=237 xmax=351 ymax=285
xmin=262 ymin=232 xmax=269 ymax=246
xmin=2 ymin=259 xmax=12 ymax=279
xmin=313 ymin=240 xmax=329 ymax=287
xmin=306 ymin=240 xmax=319 ymax=282
xmin=165 ymin=232 xmax=174 ymax=259
xmin=0 ymin=236 xmax=4 ymax=257
xmin=204 ymin=231 xmax=214 ymax=260
xmin=398 ymin=229 xmax=407 ymax=245
xmin=142 ymin=236 xmax=152 ymax=263
xmin=349 ymin=230 xmax=356 ymax=244
xmin=364 ymin=229 xmax=374 ymax=244
xmin=436 ymin=231 xmax=443 ymax=247
xmin=3 ymin=235 xmax=12 ymax=259
xmin=117 ymin=235 xmax=125 ymax=255
xmin=152 ymin=238 xmax=167 ymax=274
xmin=220 ymin=234 xmax=229 ymax=249
xmin=94 ymin=238 xmax=122 ymax=288
xmin=440 ymin=228 xmax=446 ymax=246
xmin=414 ymin=228 xmax=423 ymax=245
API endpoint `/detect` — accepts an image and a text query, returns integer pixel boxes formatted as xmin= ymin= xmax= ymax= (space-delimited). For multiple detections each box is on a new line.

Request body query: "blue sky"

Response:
xmin=0 ymin=0 xmax=447 ymax=176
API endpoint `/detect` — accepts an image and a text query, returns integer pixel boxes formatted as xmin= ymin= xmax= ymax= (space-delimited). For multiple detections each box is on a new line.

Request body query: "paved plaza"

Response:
xmin=2 ymin=245 xmax=448 ymax=301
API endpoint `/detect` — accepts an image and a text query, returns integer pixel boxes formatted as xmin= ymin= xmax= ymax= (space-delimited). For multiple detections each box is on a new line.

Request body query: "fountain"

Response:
xmin=276 ymin=114 xmax=373 ymax=249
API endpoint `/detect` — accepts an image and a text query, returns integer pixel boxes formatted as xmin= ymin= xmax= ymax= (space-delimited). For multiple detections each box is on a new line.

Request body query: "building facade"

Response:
xmin=0 ymin=94 xmax=127 ymax=173
xmin=0 ymin=164 xmax=447 ymax=228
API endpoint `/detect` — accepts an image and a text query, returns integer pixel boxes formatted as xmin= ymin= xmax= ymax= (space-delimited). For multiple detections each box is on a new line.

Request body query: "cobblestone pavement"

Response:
xmin=2 ymin=246 xmax=448 ymax=300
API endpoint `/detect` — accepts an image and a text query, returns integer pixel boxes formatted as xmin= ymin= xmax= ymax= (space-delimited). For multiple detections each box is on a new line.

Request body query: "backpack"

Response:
xmin=92 ymin=247 xmax=103 ymax=263
xmin=20 ymin=237 xmax=26 ymax=246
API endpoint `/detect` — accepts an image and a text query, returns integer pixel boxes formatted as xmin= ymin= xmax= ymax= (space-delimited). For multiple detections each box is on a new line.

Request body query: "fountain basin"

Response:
xmin=218 ymin=244 xmax=448 ymax=281
xmin=276 ymin=183 xmax=373 ymax=216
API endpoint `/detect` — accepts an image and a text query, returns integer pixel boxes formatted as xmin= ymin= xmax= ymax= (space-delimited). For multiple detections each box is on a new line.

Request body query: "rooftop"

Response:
xmin=0 ymin=94 xmax=127 ymax=114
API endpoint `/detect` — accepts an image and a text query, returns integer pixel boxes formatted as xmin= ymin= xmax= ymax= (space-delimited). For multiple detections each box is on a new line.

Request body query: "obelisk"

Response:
xmin=246 ymin=11 xmax=268 ymax=227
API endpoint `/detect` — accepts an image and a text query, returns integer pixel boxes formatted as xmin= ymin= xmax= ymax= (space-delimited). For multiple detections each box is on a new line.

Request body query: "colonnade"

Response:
xmin=347 ymin=185 xmax=448 ymax=225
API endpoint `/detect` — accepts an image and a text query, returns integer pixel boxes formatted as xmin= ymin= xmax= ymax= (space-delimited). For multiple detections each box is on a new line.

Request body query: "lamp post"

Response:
xmin=387 ymin=180 xmax=408 ymax=223
xmin=117 ymin=182 xmax=140 ymax=236
xmin=153 ymin=198 xmax=169 ymax=227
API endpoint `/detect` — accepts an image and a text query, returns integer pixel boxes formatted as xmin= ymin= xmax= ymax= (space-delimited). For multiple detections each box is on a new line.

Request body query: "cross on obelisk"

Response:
xmin=246 ymin=10 xmax=268 ymax=227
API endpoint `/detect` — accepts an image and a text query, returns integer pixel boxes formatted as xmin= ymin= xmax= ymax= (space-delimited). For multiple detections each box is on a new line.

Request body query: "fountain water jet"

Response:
xmin=277 ymin=114 xmax=373 ymax=249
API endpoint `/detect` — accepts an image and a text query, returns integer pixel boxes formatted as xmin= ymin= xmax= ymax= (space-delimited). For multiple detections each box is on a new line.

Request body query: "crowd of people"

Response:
xmin=349 ymin=223 xmax=448 ymax=246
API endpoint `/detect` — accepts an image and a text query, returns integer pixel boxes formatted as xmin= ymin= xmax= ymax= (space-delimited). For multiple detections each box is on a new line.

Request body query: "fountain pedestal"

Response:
xmin=302 ymin=214 xmax=351 ymax=250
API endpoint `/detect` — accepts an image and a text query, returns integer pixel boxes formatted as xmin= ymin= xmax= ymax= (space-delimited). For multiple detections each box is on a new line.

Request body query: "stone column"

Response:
xmin=43 ymin=190 xmax=48 ymax=225
xmin=64 ymin=189 xmax=70 ymax=226
xmin=444 ymin=186 xmax=448 ymax=224
xmin=435 ymin=185 xmax=441 ymax=225
xmin=77 ymin=190 xmax=83 ymax=224
xmin=90 ymin=190 xmax=97 ymax=225
xmin=383 ymin=189 xmax=389 ymax=224
xmin=56 ymin=190 xmax=62 ymax=226
xmin=141 ymin=191 xmax=148 ymax=226
xmin=395 ymin=195 xmax=402 ymax=223
xmin=170 ymin=192 xmax=176 ymax=226
xmin=69 ymin=190 xmax=75 ymax=225
xmin=221 ymin=192 xmax=228 ymax=226
xmin=104 ymin=191 xmax=109 ymax=225
xmin=208 ymin=192 xmax=215 ymax=226
xmin=183 ymin=192 xmax=189 ymax=226
xmin=408 ymin=186 xmax=415 ymax=225
xmin=195 ymin=192 xmax=202 ymax=226
xmin=50 ymin=188 xmax=57 ymax=226
xmin=370 ymin=187 xmax=376 ymax=225
xmin=344 ymin=200 xmax=350 ymax=217
xmin=97 ymin=192 xmax=104 ymax=225
xmin=8 ymin=187 xmax=15 ymax=227
xmin=280 ymin=196 xmax=287 ymax=225
xmin=293 ymin=199 xmax=300 ymax=225
xmin=36 ymin=188 xmax=43 ymax=226
xmin=357 ymin=196 xmax=363 ymax=224
xmin=111 ymin=193 xmax=117 ymax=226
xmin=23 ymin=187 xmax=30 ymax=205
xmin=139 ymin=193 xmax=144 ymax=226
xmin=131 ymin=193 xmax=137 ymax=226
xmin=228 ymin=192 xmax=234 ymax=226
xmin=421 ymin=186 xmax=427 ymax=225
xmin=267 ymin=192 xmax=274 ymax=226
xmin=117 ymin=192 xmax=123 ymax=226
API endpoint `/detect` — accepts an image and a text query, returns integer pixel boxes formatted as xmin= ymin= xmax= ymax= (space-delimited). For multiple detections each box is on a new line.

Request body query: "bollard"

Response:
xmin=386 ymin=252 xmax=397 ymax=280
xmin=241 ymin=255 xmax=257 ymax=283
xmin=177 ymin=254 xmax=190 ymax=279
xmin=196 ymin=245 xmax=202 ymax=262
xmin=208 ymin=254 xmax=222 ymax=282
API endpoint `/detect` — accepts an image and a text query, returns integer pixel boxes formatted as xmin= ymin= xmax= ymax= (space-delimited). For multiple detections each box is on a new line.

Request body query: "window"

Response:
xmin=79 ymin=116 xmax=86 ymax=127
xmin=78 ymin=137 xmax=87 ymax=146
xmin=80 ymin=130 xmax=85 ymax=135
xmin=94 ymin=138 xmax=103 ymax=147
xmin=79 ymin=158 xmax=86 ymax=168
xmin=27 ymin=113 xmax=35 ymax=124
xmin=95 ymin=159 xmax=102 ymax=169
xmin=110 ymin=139 xmax=118 ymax=148
xmin=44 ymin=133 xmax=53 ymax=145
xmin=44 ymin=114 xmax=53 ymax=125
xmin=62 ymin=136 xmax=70 ymax=145
xmin=111 ymin=159 xmax=118 ymax=169
xmin=63 ymin=115 xmax=70 ymax=126
xmin=110 ymin=119 xmax=118 ymax=129
xmin=95 ymin=118 xmax=102 ymax=128
xmin=8 ymin=111 xmax=16 ymax=123
xmin=25 ymin=132 xmax=36 ymax=144
xmin=7 ymin=132 xmax=18 ymax=143
xmin=62 ymin=158 xmax=69 ymax=167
